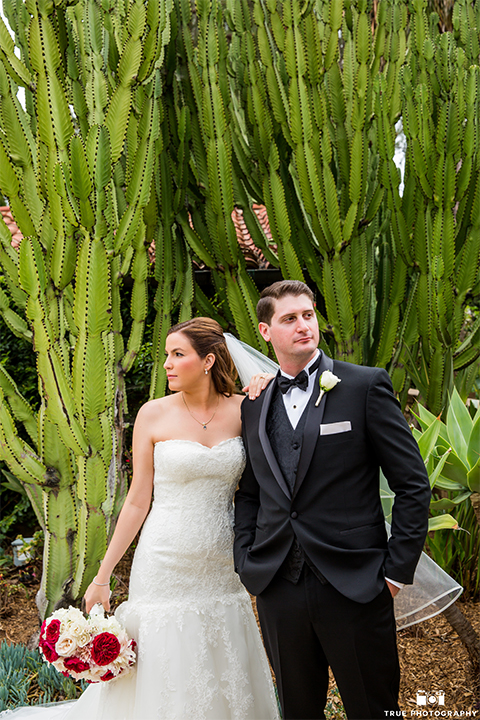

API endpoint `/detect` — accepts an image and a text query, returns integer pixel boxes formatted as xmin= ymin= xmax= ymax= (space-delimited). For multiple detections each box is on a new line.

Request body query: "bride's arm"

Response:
xmin=84 ymin=402 xmax=157 ymax=613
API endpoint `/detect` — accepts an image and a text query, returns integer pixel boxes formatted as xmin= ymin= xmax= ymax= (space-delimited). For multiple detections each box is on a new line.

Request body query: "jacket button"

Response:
xmin=292 ymin=442 xmax=299 ymax=450
xmin=291 ymin=511 xmax=298 ymax=519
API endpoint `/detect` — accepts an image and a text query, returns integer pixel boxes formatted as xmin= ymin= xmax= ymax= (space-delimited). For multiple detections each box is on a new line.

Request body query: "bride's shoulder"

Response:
xmin=136 ymin=395 xmax=177 ymax=420
xmin=225 ymin=393 xmax=244 ymax=409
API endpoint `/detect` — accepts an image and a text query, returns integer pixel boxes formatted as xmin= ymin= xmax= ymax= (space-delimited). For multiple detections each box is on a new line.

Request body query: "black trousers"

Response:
xmin=255 ymin=564 xmax=400 ymax=720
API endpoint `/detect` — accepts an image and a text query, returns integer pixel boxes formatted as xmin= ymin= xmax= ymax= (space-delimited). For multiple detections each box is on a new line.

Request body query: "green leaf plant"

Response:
xmin=413 ymin=387 xmax=480 ymax=596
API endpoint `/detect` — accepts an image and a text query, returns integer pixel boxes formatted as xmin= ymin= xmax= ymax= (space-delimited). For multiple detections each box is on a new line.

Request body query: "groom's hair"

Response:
xmin=167 ymin=318 xmax=237 ymax=396
xmin=256 ymin=280 xmax=315 ymax=325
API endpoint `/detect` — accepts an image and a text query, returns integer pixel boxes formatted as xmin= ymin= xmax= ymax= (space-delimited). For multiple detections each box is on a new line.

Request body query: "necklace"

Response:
xmin=182 ymin=393 xmax=220 ymax=430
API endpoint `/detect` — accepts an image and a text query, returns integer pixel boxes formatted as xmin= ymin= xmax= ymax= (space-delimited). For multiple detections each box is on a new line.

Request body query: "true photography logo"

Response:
xmin=417 ymin=690 xmax=446 ymax=707
xmin=383 ymin=690 xmax=479 ymax=717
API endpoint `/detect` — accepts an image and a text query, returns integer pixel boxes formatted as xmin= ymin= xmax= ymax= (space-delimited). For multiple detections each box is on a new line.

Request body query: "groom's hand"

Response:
xmin=386 ymin=580 xmax=400 ymax=598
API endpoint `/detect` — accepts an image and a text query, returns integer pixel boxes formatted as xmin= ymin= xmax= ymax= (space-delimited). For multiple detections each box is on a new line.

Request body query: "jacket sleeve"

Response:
xmin=233 ymin=401 xmax=261 ymax=575
xmin=366 ymin=368 xmax=431 ymax=584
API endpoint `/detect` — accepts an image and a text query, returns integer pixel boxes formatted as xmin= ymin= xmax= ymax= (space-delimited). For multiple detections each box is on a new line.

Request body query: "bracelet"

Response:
xmin=92 ymin=577 xmax=110 ymax=586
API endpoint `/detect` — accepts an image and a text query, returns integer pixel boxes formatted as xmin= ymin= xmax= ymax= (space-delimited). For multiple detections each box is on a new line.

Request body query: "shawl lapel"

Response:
xmin=257 ymin=376 xmax=292 ymax=500
xmin=293 ymin=353 xmax=334 ymax=498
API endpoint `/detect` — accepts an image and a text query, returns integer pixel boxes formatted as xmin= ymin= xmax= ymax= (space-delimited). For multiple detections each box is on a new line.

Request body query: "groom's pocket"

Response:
xmin=319 ymin=421 xmax=352 ymax=435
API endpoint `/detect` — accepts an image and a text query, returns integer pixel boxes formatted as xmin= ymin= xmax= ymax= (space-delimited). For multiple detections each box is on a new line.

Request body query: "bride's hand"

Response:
xmin=243 ymin=373 xmax=275 ymax=400
xmin=84 ymin=580 xmax=111 ymax=614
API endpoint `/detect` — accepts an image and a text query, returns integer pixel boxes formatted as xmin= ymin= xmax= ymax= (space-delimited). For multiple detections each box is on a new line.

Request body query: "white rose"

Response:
xmin=64 ymin=607 xmax=85 ymax=623
xmin=55 ymin=633 xmax=78 ymax=657
xmin=320 ymin=370 xmax=340 ymax=391
xmin=315 ymin=371 xmax=341 ymax=407
xmin=67 ymin=622 xmax=91 ymax=648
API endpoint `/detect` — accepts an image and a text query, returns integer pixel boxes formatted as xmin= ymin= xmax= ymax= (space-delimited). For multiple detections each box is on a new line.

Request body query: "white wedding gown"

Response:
xmin=3 ymin=437 xmax=280 ymax=720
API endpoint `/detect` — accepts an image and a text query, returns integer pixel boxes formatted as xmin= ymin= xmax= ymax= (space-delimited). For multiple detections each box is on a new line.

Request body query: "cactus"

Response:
xmin=0 ymin=0 xmax=175 ymax=616
xmin=378 ymin=0 xmax=480 ymax=413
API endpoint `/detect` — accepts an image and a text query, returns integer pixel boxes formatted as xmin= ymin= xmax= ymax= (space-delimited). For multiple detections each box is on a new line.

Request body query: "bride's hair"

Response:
xmin=167 ymin=318 xmax=238 ymax=396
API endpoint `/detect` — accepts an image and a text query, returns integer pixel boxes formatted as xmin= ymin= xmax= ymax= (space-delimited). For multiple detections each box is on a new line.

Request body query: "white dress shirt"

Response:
xmin=280 ymin=351 xmax=320 ymax=429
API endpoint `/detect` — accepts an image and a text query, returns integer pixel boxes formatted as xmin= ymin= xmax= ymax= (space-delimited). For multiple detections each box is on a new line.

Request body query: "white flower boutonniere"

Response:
xmin=315 ymin=370 xmax=341 ymax=407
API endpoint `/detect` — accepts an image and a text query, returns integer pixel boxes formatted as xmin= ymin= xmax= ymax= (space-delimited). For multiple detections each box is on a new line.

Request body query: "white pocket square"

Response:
xmin=320 ymin=421 xmax=352 ymax=435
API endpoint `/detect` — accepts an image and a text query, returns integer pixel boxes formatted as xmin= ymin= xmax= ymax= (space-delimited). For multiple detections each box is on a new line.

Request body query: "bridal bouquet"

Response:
xmin=39 ymin=605 xmax=136 ymax=683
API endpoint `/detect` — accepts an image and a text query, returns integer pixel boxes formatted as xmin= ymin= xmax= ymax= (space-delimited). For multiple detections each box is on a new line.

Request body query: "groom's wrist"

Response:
xmin=385 ymin=576 xmax=404 ymax=590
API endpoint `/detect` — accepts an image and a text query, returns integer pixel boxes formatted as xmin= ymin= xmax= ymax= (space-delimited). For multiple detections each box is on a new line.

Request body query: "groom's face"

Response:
xmin=259 ymin=294 xmax=319 ymax=367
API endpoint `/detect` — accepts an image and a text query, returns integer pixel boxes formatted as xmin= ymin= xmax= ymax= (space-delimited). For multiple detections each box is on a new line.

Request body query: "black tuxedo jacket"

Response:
xmin=234 ymin=353 xmax=431 ymax=603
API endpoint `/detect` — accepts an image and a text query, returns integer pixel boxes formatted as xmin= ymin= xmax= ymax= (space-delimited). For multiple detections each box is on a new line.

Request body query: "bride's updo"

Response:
xmin=167 ymin=318 xmax=238 ymax=396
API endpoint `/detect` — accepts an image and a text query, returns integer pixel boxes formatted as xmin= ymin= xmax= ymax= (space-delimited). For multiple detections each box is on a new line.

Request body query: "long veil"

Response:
xmin=224 ymin=333 xmax=463 ymax=630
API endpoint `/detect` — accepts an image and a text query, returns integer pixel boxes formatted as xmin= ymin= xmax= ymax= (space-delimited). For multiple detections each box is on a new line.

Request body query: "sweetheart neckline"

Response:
xmin=153 ymin=437 xmax=242 ymax=451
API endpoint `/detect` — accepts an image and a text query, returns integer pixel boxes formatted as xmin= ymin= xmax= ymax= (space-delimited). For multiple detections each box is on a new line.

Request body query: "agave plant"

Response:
xmin=414 ymin=388 xmax=480 ymax=526
xmin=411 ymin=388 xmax=480 ymax=667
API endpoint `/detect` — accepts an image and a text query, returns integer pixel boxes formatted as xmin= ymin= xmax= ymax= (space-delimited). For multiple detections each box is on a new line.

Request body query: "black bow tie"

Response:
xmin=278 ymin=370 xmax=308 ymax=394
xmin=277 ymin=354 xmax=322 ymax=394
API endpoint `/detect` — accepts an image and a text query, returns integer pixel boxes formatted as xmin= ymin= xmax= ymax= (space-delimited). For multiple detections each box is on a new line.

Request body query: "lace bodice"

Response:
xmin=152 ymin=437 xmax=245 ymax=492
xmin=123 ymin=437 xmax=247 ymax=615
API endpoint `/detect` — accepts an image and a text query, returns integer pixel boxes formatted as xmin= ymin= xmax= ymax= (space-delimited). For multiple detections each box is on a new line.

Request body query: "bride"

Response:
xmin=3 ymin=318 xmax=280 ymax=720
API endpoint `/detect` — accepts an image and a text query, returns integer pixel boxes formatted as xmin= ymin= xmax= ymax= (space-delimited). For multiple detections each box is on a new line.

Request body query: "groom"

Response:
xmin=234 ymin=280 xmax=431 ymax=720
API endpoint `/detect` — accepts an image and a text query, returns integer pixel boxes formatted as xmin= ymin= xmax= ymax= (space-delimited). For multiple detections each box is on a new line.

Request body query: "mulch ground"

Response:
xmin=1 ymin=551 xmax=478 ymax=717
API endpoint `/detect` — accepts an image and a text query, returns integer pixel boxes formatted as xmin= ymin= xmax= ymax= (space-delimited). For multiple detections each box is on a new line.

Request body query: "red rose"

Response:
xmin=40 ymin=641 xmax=59 ymax=663
xmin=100 ymin=670 xmax=115 ymax=682
xmin=64 ymin=656 xmax=91 ymax=673
xmin=128 ymin=640 xmax=137 ymax=664
xmin=91 ymin=632 xmax=120 ymax=666
xmin=45 ymin=619 xmax=61 ymax=645
xmin=40 ymin=621 xmax=47 ymax=640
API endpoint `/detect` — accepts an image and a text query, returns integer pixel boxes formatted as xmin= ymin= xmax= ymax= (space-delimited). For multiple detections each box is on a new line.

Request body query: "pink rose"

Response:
xmin=91 ymin=633 xmax=121 ymax=666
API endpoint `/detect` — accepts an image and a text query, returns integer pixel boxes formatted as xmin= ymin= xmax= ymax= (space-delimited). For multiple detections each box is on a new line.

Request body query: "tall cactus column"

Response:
xmin=386 ymin=0 xmax=480 ymax=414
xmin=0 ymin=0 xmax=175 ymax=615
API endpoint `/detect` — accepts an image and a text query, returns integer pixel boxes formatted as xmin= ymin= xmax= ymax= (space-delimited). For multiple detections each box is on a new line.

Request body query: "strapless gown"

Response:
xmin=2 ymin=437 xmax=280 ymax=720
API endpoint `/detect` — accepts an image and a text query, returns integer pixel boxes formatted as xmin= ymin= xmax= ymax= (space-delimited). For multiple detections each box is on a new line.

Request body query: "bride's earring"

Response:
xmin=205 ymin=369 xmax=208 ymax=375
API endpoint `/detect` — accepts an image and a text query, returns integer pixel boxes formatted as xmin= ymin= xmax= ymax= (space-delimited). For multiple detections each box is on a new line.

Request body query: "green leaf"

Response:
xmin=428 ymin=448 xmax=451 ymax=489
xmin=428 ymin=514 xmax=459 ymax=531
xmin=434 ymin=477 xmax=466 ymax=491
xmin=467 ymin=457 xmax=480 ymax=493
xmin=441 ymin=449 xmax=469 ymax=487
xmin=446 ymin=387 xmax=471 ymax=465
xmin=467 ymin=408 xmax=480 ymax=469
xmin=429 ymin=498 xmax=456 ymax=512
xmin=417 ymin=417 xmax=442 ymax=461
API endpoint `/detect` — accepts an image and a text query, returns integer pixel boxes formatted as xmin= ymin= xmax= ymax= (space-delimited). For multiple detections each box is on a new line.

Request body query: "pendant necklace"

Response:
xmin=182 ymin=393 xmax=220 ymax=430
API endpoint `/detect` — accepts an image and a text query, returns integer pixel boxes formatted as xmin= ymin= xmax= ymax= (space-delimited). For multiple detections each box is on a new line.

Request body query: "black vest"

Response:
xmin=267 ymin=381 xmax=328 ymax=585
xmin=266 ymin=382 xmax=308 ymax=494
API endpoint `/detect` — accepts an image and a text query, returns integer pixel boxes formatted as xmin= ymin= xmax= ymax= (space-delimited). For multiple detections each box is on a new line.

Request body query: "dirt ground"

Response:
xmin=1 ymin=553 xmax=478 ymax=717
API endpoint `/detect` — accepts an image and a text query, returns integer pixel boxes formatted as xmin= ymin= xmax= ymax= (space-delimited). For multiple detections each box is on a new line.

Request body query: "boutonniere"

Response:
xmin=315 ymin=370 xmax=341 ymax=407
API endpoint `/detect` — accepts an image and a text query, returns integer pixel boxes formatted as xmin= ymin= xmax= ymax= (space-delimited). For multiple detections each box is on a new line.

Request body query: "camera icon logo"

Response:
xmin=416 ymin=690 xmax=445 ymax=706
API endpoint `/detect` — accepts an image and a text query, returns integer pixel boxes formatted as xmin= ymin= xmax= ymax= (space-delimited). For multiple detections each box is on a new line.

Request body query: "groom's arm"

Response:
xmin=366 ymin=369 xmax=431 ymax=585
xmin=233 ymin=404 xmax=261 ymax=575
